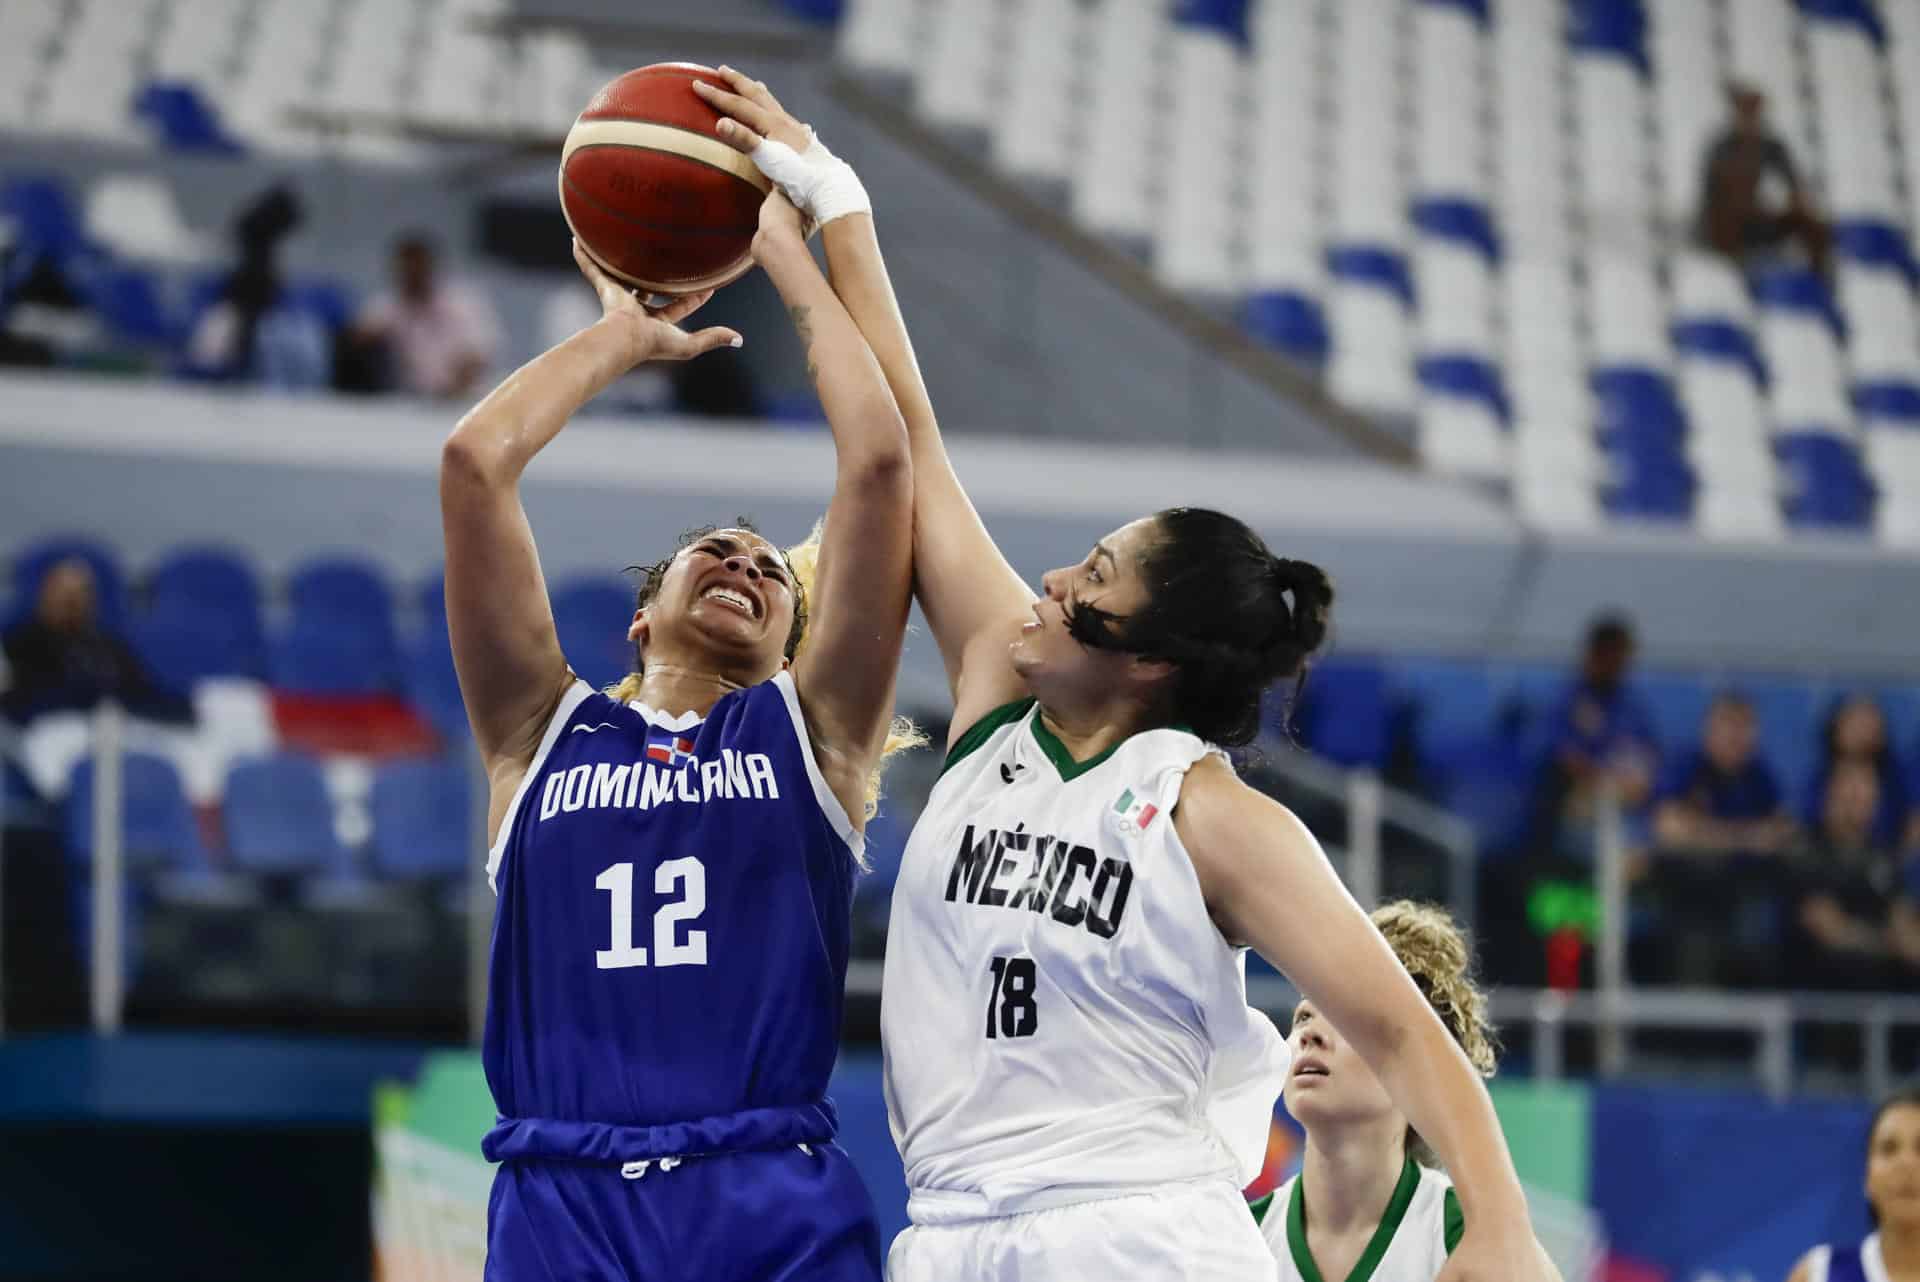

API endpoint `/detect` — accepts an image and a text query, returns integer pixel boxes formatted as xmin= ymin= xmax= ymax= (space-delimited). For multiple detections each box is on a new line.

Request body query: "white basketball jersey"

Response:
xmin=1255 ymin=1161 xmax=1462 ymax=1282
xmin=881 ymin=699 xmax=1290 ymax=1222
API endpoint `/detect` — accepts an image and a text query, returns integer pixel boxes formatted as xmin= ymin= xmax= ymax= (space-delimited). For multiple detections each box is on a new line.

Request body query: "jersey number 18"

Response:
xmin=985 ymin=955 xmax=1038 ymax=1039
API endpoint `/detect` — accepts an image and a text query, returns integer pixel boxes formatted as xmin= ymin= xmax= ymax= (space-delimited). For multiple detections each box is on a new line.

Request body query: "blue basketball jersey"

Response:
xmin=480 ymin=670 xmax=862 ymax=1161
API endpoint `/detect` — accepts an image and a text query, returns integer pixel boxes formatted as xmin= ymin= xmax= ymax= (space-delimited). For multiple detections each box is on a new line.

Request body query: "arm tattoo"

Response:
xmin=789 ymin=304 xmax=820 ymax=387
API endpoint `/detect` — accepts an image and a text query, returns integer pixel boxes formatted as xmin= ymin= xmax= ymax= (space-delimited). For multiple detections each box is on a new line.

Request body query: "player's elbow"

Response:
xmin=441 ymin=419 xmax=514 ymax=492
xmin=839 ymin=403 xmax=912 ymax=493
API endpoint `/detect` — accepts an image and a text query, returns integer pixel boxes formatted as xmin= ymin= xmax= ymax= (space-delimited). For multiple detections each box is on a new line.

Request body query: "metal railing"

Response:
xmin=14 ymin=709 xmax=1918 ymax=1103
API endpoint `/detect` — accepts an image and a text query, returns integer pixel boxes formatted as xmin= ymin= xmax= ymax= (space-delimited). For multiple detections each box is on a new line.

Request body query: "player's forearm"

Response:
xmin=820 ymin=212 xmax=1032 ymax=665
xmin=1369 ymin=1016 xmax=1530 ymax=1229
xmin=446 ymin=316 xmax=644 ymax=486
xmin=760 ymin=235 xmax=907 ymax=476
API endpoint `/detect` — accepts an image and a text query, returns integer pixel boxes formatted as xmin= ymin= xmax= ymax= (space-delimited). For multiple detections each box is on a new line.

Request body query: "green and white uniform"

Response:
xmin=882 ymin=699 xmax=1289 ymax=1281
xmin=1250 ymin=1160 xmax=1464 ymax=1282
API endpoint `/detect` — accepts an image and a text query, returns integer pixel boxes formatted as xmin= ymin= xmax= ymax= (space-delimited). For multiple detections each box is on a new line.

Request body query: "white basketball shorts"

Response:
xmin=885 ymin=1178 xmax=1277 ymax=1282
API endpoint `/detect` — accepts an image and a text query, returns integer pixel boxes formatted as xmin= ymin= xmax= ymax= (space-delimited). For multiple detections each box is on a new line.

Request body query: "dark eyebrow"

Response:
xmin=1093 ymin=543 xmax=1117 ymax=572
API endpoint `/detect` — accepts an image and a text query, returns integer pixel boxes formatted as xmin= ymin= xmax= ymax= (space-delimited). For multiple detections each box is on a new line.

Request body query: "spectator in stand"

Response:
xmin=1652 ymin=693 xmax=1797 ymax=856
xmin=350 ymin=232 xmax=501 ymax=401
xmin=1808 ymin=695 xmax=1909 ymax=851
xmin=1 ymin=558 xmax=190 ymax=725
xmin=1794 ymin=760 xmax=1906 ymax=989
xmin=1640 ymin=693 xmax=1798 ymax=985
xmin=1533 ymin=613 xmax=1659 ymax=859
xmin=1697 ymin=81 xmax=1833 ymax=280
xmin=182 ymin=184 xmax=334 ymax=390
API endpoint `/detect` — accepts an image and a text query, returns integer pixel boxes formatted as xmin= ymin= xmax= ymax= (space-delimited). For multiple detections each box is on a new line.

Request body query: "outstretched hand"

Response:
xmin=572 ymin=239 xmax=741 ymax=364
xmin=691 ymin=65 xmax=812 ymax=155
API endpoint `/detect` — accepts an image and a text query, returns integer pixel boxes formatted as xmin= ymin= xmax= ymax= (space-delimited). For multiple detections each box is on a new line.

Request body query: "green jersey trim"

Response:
xmin=1287 ymin=1157 xmax=1423 ymax=1282
xmin=1249 ymin=1191 xmax=1277 ymax=1227
xmin=1442 ymin=1186 xmax=1463 ymax=1253
xmin=940 ymin=698 xmax=1036 ymax=777
xmin=1030 ymin=709 xmax=1126 ymax=781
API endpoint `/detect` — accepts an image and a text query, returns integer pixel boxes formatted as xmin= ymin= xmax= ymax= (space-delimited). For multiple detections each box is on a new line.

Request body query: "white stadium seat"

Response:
xmin=1759 ymin=311 xmax=1854 ymax=428
xmin=1672 ymin=251 xmax=1754 ymax=323
xmin=1839 ymin=266 xmax=1920 ymax=382
xmin=839 ymin=0 xmax=924 ymax=77
xmin=1328 ymin=283 xmax=1416 ymax=417
xmin=1587 ymin=258 xmax=1670 ymax=369
xmin=1156 ymin=28 xmax=1243 ymax=293
xmin=994 ymin=0 xmax=1081 ymax=183
xmin=1072 ymin=1 xmax=1162 ymax=239
xmin=918 ymin=0 xmax=1004 ymax=132
xmin=1418 ymin=395 xmax=1510 ymax=480
xmin=1415 ymin=243 xmax=1495 ymax=356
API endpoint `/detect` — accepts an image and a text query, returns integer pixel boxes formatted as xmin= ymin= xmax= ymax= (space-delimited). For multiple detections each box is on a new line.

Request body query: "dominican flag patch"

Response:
xmin=645 ymin=727 xmax=695 ymax=766
xmin=1112 ymin=787 xmax=1158 ymax=832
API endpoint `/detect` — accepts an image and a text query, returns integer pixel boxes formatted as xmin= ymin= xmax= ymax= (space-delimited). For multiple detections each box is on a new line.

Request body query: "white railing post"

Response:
xmin=90 ymin=700 xmax=126 ymax=1034
xmin=1759 ymin=1000 xmax=1793 ymax=1102
xmin=1345 ymin=769 xmax=1383 ymax=910
xmin=466 ymin=738 xmax=490 ymax=1047
xmin=1594 ymin=782 xmax=1628 ymax=1074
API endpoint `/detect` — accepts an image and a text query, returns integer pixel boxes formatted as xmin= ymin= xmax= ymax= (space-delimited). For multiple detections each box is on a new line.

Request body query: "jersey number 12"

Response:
xmin=595 ymin=858 xmax=707 ymax=969
xmin=985 ymin=955 xmax=1038 ymax=1039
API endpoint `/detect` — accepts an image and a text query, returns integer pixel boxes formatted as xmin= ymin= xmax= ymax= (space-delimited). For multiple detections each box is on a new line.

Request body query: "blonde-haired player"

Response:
xmin=1255 ymin=902 xmax=1501 ymax=1280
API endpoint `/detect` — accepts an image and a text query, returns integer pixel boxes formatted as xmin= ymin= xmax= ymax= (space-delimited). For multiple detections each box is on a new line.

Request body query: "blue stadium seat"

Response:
xmin=269 ymin=619 xmax=399 ymax=696
xmin=1593 ymin=367 xmax=1686 ymax=431
xmin=367 ymin=758 xmax=474 ymax=881
xmin=289 ymin=556 xmax=393 ymax=620
xmin=1174 ymin=0 xmax=1249 ymax=43
xmin=132 ymin=605 xmax=262 ymax=691
xmin=1603 ymin=433 xmax=1696 ymax=521
xmin=1417 ymin=356 xmax=1510 ymax=422
xmin=280 ymin=556 xmax=399 ymax=691
xmin=133 ymin=81 xmax=244 ymax=154
xmin=404 ymin=636 xmax=467 ymax=739
xmin=1243 ymin=291 xmax=1331 ymax=367
xmin=1569 ymin=0 xmax=1649 ymax=69
xmin=77 ymin=265 xmax=178 ymax=346
xmin=1775 ymin=432 xmax=1876 ymax=531
xmin=1411 ymin=198 xmax=1501 ymax=262
xmin=1855 ymin=381 xmax=1920 ymax=424
xmin=8 ymin=534 xmax=128 ymax=632
xmin=1299 ymin=655 xmax=1392 ymax=768
xmin=1754 ymin=266 xmax=1844 ymax=334
xmin=65 ymin=752 xmax=206 ymax=872
xmin=1870 ymin=683 xmax=1920 ymax=763
xmin=1422 ymin=0 xmax=1490 ymax=22
xmin=1834 ymin=219 xmax=1917 ymax=283
xmin=1327 ymin=245 xmax=1414 ymax=307
xmin=552 ymin=575 xmax=636 ymax=691
xmin=223 ymin=754 xmax=344 ymax=877
xmin=1672 ymin=320 xmax=1767 ymax=385
xmin=0 ymin=175 xmax=85 ymax=255
xmin=151 ymin=546 xmax=260 ymax=616
xmin=415 ymin=569 xmax=447 ymax=635
xmin=1799 ymin=0 xmax=1887 ymax=44
xmin=780 ymin=0 xmax=843 ymax=20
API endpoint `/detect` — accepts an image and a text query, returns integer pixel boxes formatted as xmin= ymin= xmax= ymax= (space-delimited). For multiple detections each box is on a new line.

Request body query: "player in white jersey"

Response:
xmin=1253 ymin=903 xmax=1498 ymax=1281
xmin=697 ymin=67 xmax=1560 ymax=1282
xmin=1786 ymin=1090 xmax=1920 ymax=1282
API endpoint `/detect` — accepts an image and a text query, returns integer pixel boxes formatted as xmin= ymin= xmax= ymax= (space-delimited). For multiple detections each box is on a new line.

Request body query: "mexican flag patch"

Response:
xmin=1112 ymin=787 xmax=1159 ymax=832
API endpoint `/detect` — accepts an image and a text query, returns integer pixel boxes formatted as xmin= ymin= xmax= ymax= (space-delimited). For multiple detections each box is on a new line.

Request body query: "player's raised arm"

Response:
xmin=749 ymin=191 xmax=913 ymax=816
xmin=1174 ymin=759 xmax=1560 ymax=1282
xmin=440 ymin=253 xmax=740 ymax=804
xmin=695 ymin=68 xmax=1034 ymax=744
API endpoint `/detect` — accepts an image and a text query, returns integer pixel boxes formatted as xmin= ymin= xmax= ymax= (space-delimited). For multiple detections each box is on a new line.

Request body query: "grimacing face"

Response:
xmin=1868 ymin=1103 xmax=1920 ymax=1228
xmin=1012 ymin=517 xmax=1159 ymax=682
xmin=1282 ymin=998 xmax=1399 ymax=1132
xmin=628 ymin=528 xmax=797 ymax=675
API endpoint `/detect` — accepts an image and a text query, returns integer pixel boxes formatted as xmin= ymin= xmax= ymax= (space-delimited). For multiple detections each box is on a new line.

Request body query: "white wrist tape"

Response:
xmin=750 ymin=129 xmax=871 ymax=227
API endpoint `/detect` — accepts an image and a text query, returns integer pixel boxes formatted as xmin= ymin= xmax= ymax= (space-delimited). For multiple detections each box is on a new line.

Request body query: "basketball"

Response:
xmin=558 ymin=62 xmax=771 ymax=295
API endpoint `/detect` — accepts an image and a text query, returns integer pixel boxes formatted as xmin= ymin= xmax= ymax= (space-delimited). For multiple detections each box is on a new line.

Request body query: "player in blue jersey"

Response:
xmin=1786 ymin=1089 xmax=1920 ymax=1282
xmin=698 ymin=67 xmax=1561 ymax=1282
xmin=442 ymin=177 xmax=916 ymax=1280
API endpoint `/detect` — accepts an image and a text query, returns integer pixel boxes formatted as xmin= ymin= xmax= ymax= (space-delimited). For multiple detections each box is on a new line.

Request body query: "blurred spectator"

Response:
xmin=1 ymin=558 xmax=190 ymax=724
xmin=183 ymin=185 xmax=333 ymax=390
xmin=1697 ymin=81 xmax=1833 ymax=280
xmin=1651 ymin=693 xmax=1796 ymax=856
xmin=1793 ymin=761 xmax=1905 ymax=988
xmin=1533 ymin=614 xmax=1658 ymax=857
xmin=349 ymin=232 xmax=501 ymax=400
xmin=1807 ymin=695 xmax=1908 ymax=850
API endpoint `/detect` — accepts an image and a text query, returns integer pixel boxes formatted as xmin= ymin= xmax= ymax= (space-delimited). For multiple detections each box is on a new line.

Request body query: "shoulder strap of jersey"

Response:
xmin=1828 ymin=1244 xmax=1867 ymax=1282
xmin=941 ymin=697 xmax=1036 ymax=776
xmin=1442 ymin=1185 xmax=1464 ymax=1254
xmin=1248 ymin=1190 xmax=1277 ymax=1228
